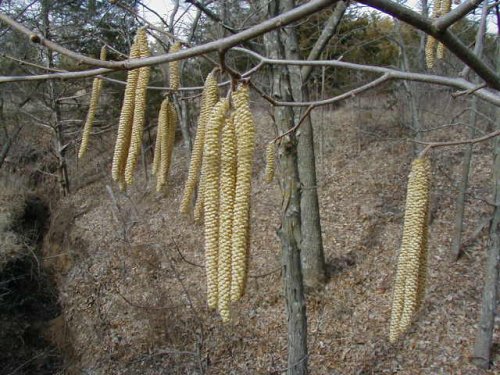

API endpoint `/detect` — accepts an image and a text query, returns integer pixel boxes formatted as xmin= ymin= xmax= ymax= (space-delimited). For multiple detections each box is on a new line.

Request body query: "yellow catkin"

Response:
xmin=230 ymin=84 xmax=255 ymax=302
xmin=157 ymin=101 xmax=177 ymax=191
xmin=389 ymin=158 xmax=431 ymax=343
xmin=78 ymin=46 xmax=107 ymax=159
xmin=425 ymin=37 xmax=437 ymax=69
xmin=203 ymin=98 xmax=229 ymax=309
xmin=425 ymin=0 xmax=443 ymax=69
xmin=124 ymin=28 xmax=151 ymax=186
xmin=168 ymin=42 xmax=182 ymax=91
xmin=179 ymin=71 xmax=219 ymax=214
xmin=415 ymin=197 xmax=430 ymax=312
xmin=217 ymin=116 xmax=237 ymax=322
xmin=152 ymin=99 xmax=169 ymax=187
xmin=111 ymin=39 xmax=141 ymax=183
xmin=152 ymin=100 xmax=168 ymax=177
xmin=436 ymin=0 xmax=452 ymax=60
xmin=264 ymin=142 xmax=276 ymax=183
xmin=193 ymin=175 xmax=205 ymax=223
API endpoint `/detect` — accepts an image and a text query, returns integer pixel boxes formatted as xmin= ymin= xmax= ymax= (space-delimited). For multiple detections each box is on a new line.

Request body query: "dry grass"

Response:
xmin=40 ymin=92 xmax=499 ymax=374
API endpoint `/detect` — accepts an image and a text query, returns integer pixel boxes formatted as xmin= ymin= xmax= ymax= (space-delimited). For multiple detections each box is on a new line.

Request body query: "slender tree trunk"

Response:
xmin=394 ymin=20 xmax=422 ymax=154
xmin=279 ymin=0 xmax=347 ymax=290
xmin=261 ymin=1 xmax=308 ymax=373
xmin=451 ymin=3 xmax=489 ymax=260
xmin=42 ymin=0 xmax=70 ymax=195
xmin=451 ymin=99 xmax=476 ymax=259
xmin=471 ymin=35 xmax=500 ymax=371
xmin=178 ymin=98 xmax=192 ymax=152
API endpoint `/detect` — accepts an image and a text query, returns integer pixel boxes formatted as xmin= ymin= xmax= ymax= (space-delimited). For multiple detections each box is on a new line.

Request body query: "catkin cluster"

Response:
xmin=389 ymin=157 xmax=431 ymax=343
xmin=78 ymin=45 xmax=107 ymax=159
xmin=425 ymin=0 xmax=443 ymax=69
xmin=180 ymin=80 xmax=255 ymax=322
xmin=111 ymin=28 xmax=151 ymax=189
xmin=169 ymin=42 xmax=182 ymax=91
xmin=152 ymin=98 xmax=177 ymax=192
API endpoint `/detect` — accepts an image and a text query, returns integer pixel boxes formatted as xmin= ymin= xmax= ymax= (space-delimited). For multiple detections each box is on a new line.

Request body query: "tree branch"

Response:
xmin=234 ymin=48 xmax=500 ymax=106
xmin=302 ymin=0 xmax=348 ymax=82
xmin=434 ymin=0 xmax=485 ymax=31
xmin=358 ymin=0 xmax=500 ymax=90
xmin=0 ymin=0 xmax=339 ymax=70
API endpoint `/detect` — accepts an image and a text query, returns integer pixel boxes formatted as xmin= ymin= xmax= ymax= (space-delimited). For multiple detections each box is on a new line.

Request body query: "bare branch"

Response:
xmin=302 ymin=0 xmax=348 ymax=82
xmin=235 ymin=48 xmax=500 ymax=106
xmin=417 ymin=129 xmax=500 ymax=157
xmin=272 ymin=74 xmax=391 ymax=142
xmin=358 ymin=0 xmax=500 ymax=90
xmin=0 ymin=0 xmax=338 ymax=70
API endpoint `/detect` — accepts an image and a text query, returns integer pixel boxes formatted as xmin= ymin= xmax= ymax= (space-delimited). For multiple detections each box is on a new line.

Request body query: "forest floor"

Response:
xmin=3 ymin=93 xmax=499 ymax=374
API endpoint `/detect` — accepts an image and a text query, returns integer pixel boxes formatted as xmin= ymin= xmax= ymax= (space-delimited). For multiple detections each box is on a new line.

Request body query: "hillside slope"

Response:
xmin=41 ymin=96 xmax=498 ymax=374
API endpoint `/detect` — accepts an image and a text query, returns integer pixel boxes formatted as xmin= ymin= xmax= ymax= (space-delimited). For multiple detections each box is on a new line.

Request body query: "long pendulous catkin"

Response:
xmin=217 ymin=115 xmax=237 ymax=322
xmin=152 ymin=100 xmax=168 ymax=177
xmin=78 ymin=46 xmax=107 ymax=159
xmin=203 ymin=98 xmax=229 ymax=309
xmin=264 ymin=142 xmax=276 ymax=183
xmin=157 ymin=101 xmax=177 ymax=191
xmin=124 ymin=28 xmax=151 ymax=186
xmin=425 ymin=0 xmax=443 ymax=69
xmin=168 ymin=42 xmax=182 ymax=91
xmin=436 ymin=0 xmax=452 ymax=60
xmin=230 ymin=84 xmax=255 ymax=302
xmin=389 ymin=157 xmax=431 ymax=343
xmin=180 ymin=71 xmax=219 ymax=214
xmin=111 ymin=38 xmax=141 ymax=184
xmin=153 ymin=98 xmax=169 ymax=190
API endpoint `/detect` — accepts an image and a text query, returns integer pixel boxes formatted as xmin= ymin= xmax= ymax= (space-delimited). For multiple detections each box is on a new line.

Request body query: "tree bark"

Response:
xmin=471 ymin=33 xmax=500 ymax=371
xmin=261 ymin=1 xmax=308 ymax=373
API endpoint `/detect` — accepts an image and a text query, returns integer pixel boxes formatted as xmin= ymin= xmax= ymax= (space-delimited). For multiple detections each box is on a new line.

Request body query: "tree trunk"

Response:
xmin=261 ymin=1 xmax=308 ymax=373
xmin=394 ymin=20 xmax=422 ymax=155
xmin=451 ymin=100 xmax=476 ymax=259
xmin=42 ymin=0 xmax=70 ymax=195
xmin=451 ymin=2 xmax=489 ymax=260
xmin=279 ymin=0 xmax=346 ymax=290
xmin=471 ymin=34 xmax=500 ymax=371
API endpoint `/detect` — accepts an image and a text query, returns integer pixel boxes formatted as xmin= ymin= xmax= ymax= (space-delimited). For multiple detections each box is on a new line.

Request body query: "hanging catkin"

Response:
xmin=217 ymin=115 xmax=237 ymax=322
xmin=179 ymin=71 xmax=219 ymax=214
xmin=168 ymin=42 xmax=182 ymax=91
xmin=203 ymin=98 xmax=229 ymax=309
xmin=124 ymin=28 xmax=151 ymax=186
xmin=157 ymin=101 xmax=177 ymax=191
xmin=264 ymin=142 xmax=276 ymax=183
xmin=78 ymin=46 xmax=107 ymax=159
xmin=230 ymin=84 xmax=255 ymax=302
xmin=152 ymin=99 xmax=169 ymax=189
xmin=111 ymin=36 xmax=141 ymax=184
xmin=425 ymin=0 xmax=442 ymax=69
xmin=152 ymin=100 xmax=168 ymax=177
xmin=389 ymin=157 xmax=431 ymax=343
xmin=436 ymin=0 xmax=452 ymax=60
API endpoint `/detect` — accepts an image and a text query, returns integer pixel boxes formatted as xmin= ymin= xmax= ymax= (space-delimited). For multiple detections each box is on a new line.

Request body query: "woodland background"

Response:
xmin=0 ymin=0 xmax=498 ymax=374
